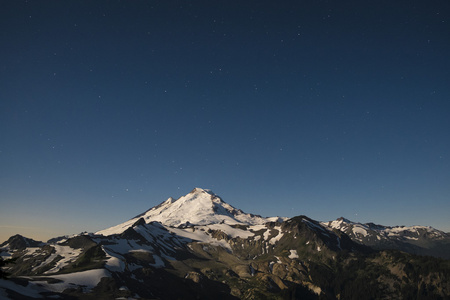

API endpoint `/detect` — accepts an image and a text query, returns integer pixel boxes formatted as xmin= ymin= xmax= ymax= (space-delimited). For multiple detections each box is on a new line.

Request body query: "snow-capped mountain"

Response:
xmin=323 ymin=217 xmax=448 ymax=242
xmin=97 ymin=188 xmax=282 ymax=236
xmin=0 ymin=235 xmax=44 ymax=254
xmin=322 ymin=217 xmax=450 ymax=259
xmin=1 ymin=188 xmax=450 ymax=299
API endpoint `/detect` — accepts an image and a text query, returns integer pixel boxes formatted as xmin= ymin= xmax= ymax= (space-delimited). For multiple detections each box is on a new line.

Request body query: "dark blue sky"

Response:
xmin=1 ymin=1 xmax=450 ymax=241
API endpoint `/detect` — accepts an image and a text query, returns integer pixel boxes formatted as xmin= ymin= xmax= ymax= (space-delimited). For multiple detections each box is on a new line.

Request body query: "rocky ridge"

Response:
xmin=322 ymin=217 xmax=450 ymax=259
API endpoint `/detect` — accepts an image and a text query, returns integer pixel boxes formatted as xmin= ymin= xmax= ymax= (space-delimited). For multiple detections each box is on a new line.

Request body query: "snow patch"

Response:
xmin=275 ymin=256 xmax=282 ymax=264
xmin=206 ymin=224 xmax=254 ymax=239
xmin=352 ymin=226 xmax=368 ymax=237
xmin=0 ymin=279 xmax=46 ymax=299
xmin=289 ymin=250 xmax=299 ymax=259
xmin=31 ymin=268 xmax=109 ymax=293
xmin=43 ymin=245 xmax=82 ymax=274
xmin=150 ymin=255 xmax=165 ymax=268
xmin=269 ymin=227 xmax=284 ymax=245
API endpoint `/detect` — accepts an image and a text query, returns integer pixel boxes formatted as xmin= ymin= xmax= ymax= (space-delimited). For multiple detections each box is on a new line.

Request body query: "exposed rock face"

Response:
xmin=185 ymin=271 xmax=203 ymax=283
xmin=61 ymin=235 xmax=96 ymax=250
xmin=0 ymin=234 xmax=44 ymax=250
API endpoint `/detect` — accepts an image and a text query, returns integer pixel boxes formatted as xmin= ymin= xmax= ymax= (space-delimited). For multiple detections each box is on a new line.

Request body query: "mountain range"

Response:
xmin=1 ymin=188 xmax=450 ymax=299
xmin=322 ymin=217 xmax=450 ymax=260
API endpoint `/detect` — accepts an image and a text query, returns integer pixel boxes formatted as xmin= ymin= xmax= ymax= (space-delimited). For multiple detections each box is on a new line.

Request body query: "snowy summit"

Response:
xmin=96 ymin=188 xmax=277 ymax=236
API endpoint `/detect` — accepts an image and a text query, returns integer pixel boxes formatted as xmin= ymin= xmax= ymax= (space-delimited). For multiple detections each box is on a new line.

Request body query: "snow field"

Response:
xmin=31 ymin=269 xmax=110 ymax=293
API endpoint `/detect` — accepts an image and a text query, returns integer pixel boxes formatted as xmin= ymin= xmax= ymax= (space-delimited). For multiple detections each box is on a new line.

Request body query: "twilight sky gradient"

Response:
xmin=1 ymin=1 xmax=450 ymax=242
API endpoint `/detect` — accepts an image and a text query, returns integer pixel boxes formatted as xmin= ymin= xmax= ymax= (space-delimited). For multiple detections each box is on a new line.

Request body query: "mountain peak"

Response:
xmin=141 ymin=187 xmax=251 ymax=227
xmin=336 ymin=217 xmax=352 ymax=223
xmin=96 ymin=188 xmax=270 ymax=236
xmin=0 ymin=234 xmax=44 ymax=250
xmin=190 ymin=187 xmax=214 ymax=195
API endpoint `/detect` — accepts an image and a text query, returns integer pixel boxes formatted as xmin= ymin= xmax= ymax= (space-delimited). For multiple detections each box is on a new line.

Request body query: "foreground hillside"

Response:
xmin=1 ymin=188 xmax=449 ymax=299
